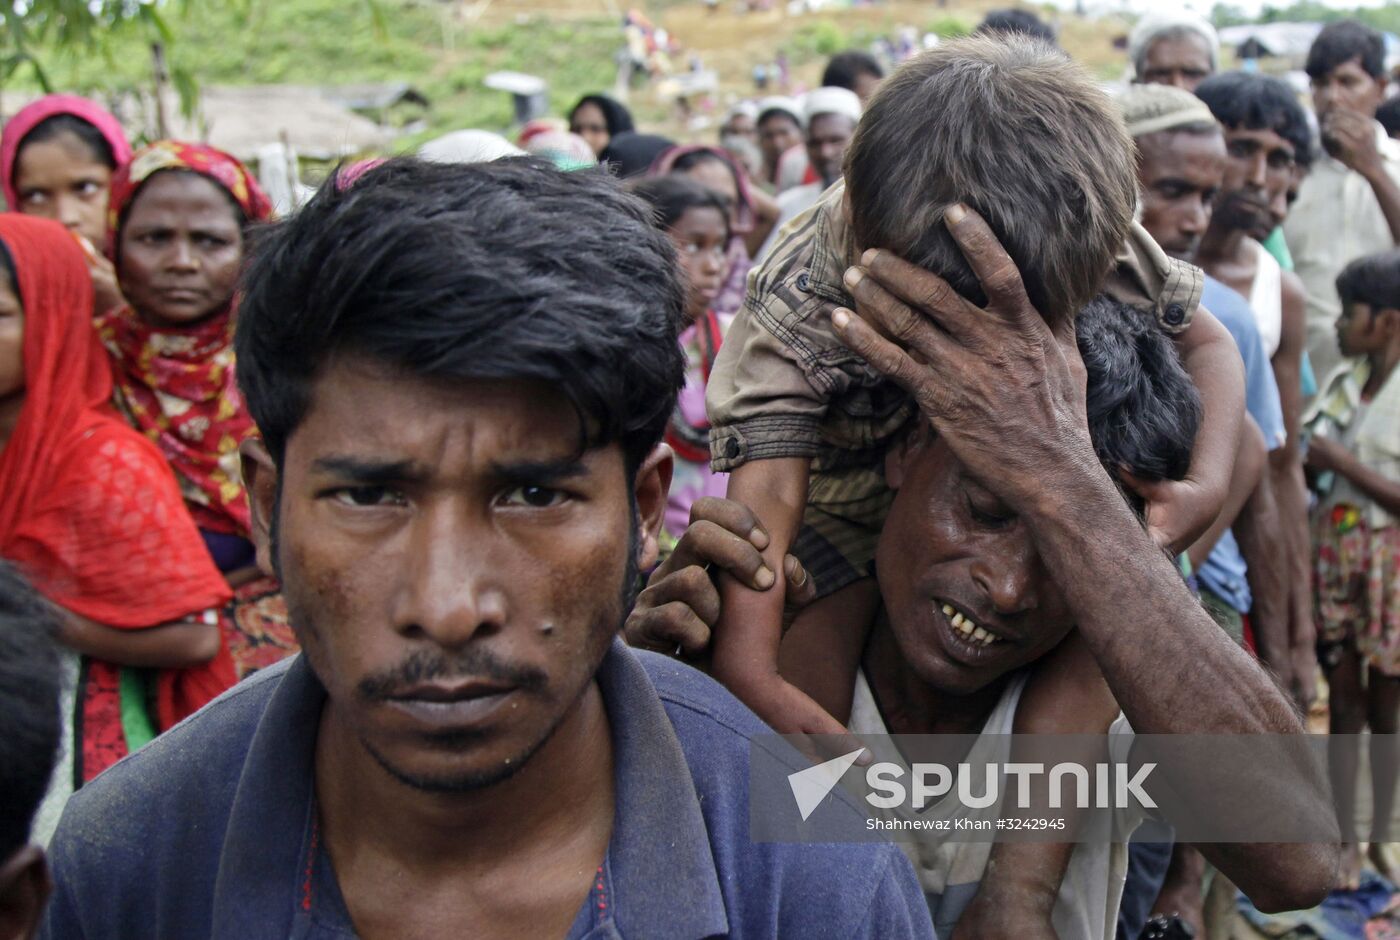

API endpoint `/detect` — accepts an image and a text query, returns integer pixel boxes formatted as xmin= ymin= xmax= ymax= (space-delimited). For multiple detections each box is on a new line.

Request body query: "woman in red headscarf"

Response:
xmin=97 ymin=141 xmax=272 ymax=574
xmin=1 ymin=94 xmax=133 ymax=315
xmin=0 ymin=215 xmax=234 ymax=809
xmin=97 ymin=141 xmax=297 ymax=678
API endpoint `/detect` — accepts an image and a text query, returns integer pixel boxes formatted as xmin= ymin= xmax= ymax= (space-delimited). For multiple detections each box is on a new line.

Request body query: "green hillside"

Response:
xmin=10 ymin=0 xmax=623 ymax=144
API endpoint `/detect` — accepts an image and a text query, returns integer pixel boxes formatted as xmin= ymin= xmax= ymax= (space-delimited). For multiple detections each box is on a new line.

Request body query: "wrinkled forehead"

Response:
xmin=287 ymin=353 xmax=595 ymax=472
xmin=1138 ymin=128 xmax=1226 ymax=182
xmin=1146 ymin=31 xmax=1213 ymax=66
xmin=1223 ymin=124 xmax=1294 ymax=157
xmin=808 ymin=114 xmax=857 ymax=140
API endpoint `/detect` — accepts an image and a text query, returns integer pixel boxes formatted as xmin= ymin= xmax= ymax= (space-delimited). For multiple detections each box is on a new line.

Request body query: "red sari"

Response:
xmin=0 ymin=215 xmax=233 ymax=781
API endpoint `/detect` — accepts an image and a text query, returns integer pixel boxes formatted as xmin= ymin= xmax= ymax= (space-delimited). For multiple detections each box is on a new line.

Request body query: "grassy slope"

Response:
xmin=14 ymin=0 xmax=1132 ymax=148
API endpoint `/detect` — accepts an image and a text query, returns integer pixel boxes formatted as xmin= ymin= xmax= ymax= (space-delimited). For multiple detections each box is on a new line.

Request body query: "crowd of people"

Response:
xmin=2 ymin=5 xmax=1400 ymax=940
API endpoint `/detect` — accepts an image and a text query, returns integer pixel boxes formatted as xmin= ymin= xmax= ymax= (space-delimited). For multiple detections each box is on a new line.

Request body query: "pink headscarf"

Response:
xmin=1 ymin=95 xmax=133 ymax=211
xmin=649 ymin=145 xmax=757 ymax=235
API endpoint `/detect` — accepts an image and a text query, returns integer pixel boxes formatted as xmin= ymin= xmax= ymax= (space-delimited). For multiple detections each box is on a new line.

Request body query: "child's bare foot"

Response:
xmin=1367 ymin=842 xmax=1400 ymax=885
xmin=1340 ymin=842 xmax=1363 ymax=890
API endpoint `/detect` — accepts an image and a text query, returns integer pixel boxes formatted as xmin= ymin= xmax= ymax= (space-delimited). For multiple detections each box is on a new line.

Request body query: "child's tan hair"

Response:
xmin=845 ymin=35 xmax=1137 ymax=327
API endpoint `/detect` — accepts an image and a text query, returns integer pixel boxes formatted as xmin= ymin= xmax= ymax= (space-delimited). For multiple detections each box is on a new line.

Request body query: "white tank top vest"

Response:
xmin=1248 ymin=239 xmax=1283 ymax=359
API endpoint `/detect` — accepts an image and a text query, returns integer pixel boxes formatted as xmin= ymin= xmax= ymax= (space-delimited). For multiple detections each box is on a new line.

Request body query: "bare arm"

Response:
xmin=712 ymin=458 xmax=852 ymax=736
xmin=1233 ymin=453 xmax=1291 ymax=680
xmin=1274 ymin=273 xmax=1307 ymax=455
xmin=1309 ymin=437 xmax=1400 ymax=516
xmin=953 ymin=631 xmax=1117 ymax=939
xmin=997 ymin=405 xmax=1332 ymax=911
xmin=624 ymin=495 xmax=816 ymax=664
xmin=1187 ymin=415 xmax=1268 ymax=570
xmin=58 ymin=611 xmax=220 ymax=669
xmin=1154 ymin=307 xmax=1245 ymax=553
xmin=743 ymin=186 xmax=783 ymax=257
xmin=1272 ymin=273 xmax=1318 ymax=708
xmin=1362 ymin=161 xmax=1400 ymax=245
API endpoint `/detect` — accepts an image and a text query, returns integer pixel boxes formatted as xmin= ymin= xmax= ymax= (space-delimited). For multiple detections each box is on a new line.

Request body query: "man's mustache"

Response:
xmin=1221 ymin=190 xmax=1270 ymax=215
xmin=357 ymin=648 xmax=549 ymax=702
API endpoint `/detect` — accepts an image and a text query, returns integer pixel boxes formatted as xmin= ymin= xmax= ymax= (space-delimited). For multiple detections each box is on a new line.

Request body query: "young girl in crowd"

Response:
xmin=651 ymin=145 xmax=780 ymax=318
xmin=0 ymin=214 xmax=233 ymax=838
xmin=630 ymin=175 xmax=735 ymax=547
xmin=1 ymin=95 xmax=132 ymax=314
xmin=1305 ymin=249 xmax=1400 ymax=887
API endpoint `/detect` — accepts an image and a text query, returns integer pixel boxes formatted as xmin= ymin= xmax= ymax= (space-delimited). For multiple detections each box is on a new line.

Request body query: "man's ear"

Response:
xmin=0 ymin=845 xmax=51 ymax=940
xmin=239 ymin=438 xmax=280 ymax=578
xmin=884 ymin=423 xmax=929 ymax=491
xmin=633 ymin=444 xmax=675 ymax=573
xmin=1378 ymin=307 xmax=1400 ymax=337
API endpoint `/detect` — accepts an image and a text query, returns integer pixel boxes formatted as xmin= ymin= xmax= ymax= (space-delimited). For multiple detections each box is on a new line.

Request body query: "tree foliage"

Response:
xmin=1211 ymin=1 xmax=1400 ymax=33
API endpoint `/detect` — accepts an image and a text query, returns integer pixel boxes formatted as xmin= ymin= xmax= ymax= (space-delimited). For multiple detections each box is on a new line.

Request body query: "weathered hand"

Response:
xmin=1323 ymin=108 xmax=1382 ymax=177
xmin=831 ymin=203 xmax=1092 ymax=511
xmin=623 ymin=497 xmax=815 ymax=665
xmin=1120 ymin=472 xmax=1221 ymax=555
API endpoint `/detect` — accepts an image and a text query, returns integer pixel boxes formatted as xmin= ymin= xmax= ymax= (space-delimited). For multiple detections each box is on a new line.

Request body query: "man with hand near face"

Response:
xmin=631 ymin=206 xmax=1340 ymax=939
xmin=38 ymin=159 xmax=933 ymax=940
xmin=1285 ymin=19 xmax=1400 ymax=382
xmin=1191 ymin=73 xmax=1319 ymax=711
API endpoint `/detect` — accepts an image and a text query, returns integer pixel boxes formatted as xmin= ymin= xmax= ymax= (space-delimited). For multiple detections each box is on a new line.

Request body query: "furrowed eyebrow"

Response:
xmin=489 ymin=457 xmax=590 ymax=484
xmin=310 ymin=456 xmax=425 ymax=484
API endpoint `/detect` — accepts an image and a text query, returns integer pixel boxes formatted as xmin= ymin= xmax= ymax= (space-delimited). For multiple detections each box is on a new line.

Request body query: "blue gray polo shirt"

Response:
xmin=40 ymin=640 xmax=934 ymax=939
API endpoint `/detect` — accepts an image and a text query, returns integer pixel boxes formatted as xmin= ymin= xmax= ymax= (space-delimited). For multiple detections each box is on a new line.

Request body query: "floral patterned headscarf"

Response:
xmin=96 ymin=141 xmax=273 ymax=537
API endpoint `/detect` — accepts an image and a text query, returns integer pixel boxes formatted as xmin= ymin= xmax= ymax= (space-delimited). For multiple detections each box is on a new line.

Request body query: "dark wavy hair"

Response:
xmin=1306 ymin=20 xmax=1386 ymax=81
xmin=1337 ymin=250 xmax=1400 ymax=313
xmin=236 ymin=158 xmax=686 ymax=475
xmin=628 ymin=174 xmax=732 ymax=242
xmin=1195 ymin=71 xmax=1313 ymax=168
xmin=569 ymin=94 xmax=636 ymax=137
xmin=846 ymin=35 xmax=1135 ymax=328
xmin=1078 ymin=295 xmax=1200 ymax=485
xmin=0 ymin=562 xmax=61 ymax=860
xmin=823 ymin=50 xmax=885 ymax=90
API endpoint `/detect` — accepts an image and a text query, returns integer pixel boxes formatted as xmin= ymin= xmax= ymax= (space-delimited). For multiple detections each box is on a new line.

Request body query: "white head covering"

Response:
xmin=801 ymin=86 xmax=862 ymax=127
xmin=418 ymin=130 xmax=525 ymax=164
xmin=1128 ymin=11 xmax=1220 ymax=78
xmin=756 ymin=95 xmax=805 ymax=129
xmin=1115 ymin=83 xmax=1218 ymax=138
xmin=724 ymin=100 xmax=760 ymax=124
